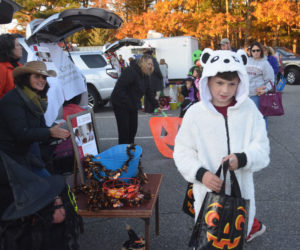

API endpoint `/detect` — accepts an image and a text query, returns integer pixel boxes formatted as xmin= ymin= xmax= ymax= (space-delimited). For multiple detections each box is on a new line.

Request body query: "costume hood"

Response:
xmin=199 ymin=48 xmax=249 ymax=112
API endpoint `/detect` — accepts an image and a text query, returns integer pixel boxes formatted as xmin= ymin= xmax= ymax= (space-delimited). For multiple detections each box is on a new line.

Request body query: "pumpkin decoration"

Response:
xmin=189 ymin=163 xmax=249 ymax=250
xmin=203 ymin=202 xmax=247 ymax=249
xmin=149 ymin=117 xmax=182 ymax=159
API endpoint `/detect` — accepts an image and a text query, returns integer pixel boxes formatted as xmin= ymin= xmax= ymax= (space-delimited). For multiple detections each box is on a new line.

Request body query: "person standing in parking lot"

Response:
xmin=0 ymin=33 xmax=22 ymax=99
xmin=246 ymin=42 xmax=274 ymax=131
xmin=111 ymin=54 xmax=160 ymax=144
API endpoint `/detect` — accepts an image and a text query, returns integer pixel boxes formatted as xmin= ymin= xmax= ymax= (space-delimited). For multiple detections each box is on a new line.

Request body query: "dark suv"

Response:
xmin=275 ymin=47 xmax=300 ymax=85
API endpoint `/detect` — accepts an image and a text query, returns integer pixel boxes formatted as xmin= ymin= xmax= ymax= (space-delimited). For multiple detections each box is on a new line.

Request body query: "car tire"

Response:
xmin=285 ymin=68 xmax=300 ymax=85
xmin=87 ymin=85 xmax=100 ymax=109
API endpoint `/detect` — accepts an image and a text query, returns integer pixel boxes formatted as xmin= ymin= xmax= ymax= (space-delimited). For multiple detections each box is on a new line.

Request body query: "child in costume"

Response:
xmin=188 ymin=50 xmax=203 ymax=101
xmin=174 ymin=48 xmax=270 ymax=242
xmin=179 ymin=76 xmax=199 ymax=117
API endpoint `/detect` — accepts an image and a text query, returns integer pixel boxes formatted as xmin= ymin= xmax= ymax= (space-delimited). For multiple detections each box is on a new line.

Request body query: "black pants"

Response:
xmin=113 ymin=107 xmax=138 ymax=144
xmin=144 ymin=91 xmax=156 ymax=113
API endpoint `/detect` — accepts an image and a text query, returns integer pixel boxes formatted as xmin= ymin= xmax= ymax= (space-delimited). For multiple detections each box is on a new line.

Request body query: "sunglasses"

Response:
xmin=251 ymin=49 xmax=261 ymax=53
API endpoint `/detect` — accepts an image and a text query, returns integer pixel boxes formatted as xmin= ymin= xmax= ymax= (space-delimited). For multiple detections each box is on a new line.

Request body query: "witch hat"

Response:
xmin=0 ymin=151 xmax=65 ymax=221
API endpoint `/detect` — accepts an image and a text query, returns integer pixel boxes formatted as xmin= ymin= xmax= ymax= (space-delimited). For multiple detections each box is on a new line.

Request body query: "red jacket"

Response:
xmin=0 ymin=61 xmax=21 ymax=99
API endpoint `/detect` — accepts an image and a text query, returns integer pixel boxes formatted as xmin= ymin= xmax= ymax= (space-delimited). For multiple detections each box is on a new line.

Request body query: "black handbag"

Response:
xmin=189 ymin=162 xmax=249 ymax=250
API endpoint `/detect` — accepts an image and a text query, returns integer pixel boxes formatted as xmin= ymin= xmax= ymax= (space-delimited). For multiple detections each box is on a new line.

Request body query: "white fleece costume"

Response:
xmin=174 ymin=48 xmax=270 ymax=235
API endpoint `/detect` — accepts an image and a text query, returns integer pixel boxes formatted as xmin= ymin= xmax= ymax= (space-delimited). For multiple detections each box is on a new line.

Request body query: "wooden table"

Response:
xmin=76 ymin=173 xmax=163 ymax=250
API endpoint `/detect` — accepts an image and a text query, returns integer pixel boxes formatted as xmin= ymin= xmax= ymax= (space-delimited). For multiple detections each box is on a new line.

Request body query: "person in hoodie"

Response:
xmin=246 ymin=42 xmax=274 ymax=130
xmin=174 ymin=49 xmax=270 ymax=244
xmin=111 ymin=54 xmax=160 ymax=144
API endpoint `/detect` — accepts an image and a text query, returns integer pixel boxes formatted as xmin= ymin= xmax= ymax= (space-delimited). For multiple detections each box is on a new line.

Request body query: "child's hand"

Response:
xmin=202 ymin=171 xmax=223 ymax=192
xmin=222 ymin=154 xmax=238 ymax=171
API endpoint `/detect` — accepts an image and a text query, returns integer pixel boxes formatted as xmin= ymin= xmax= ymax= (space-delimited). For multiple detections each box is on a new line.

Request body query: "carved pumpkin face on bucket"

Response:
xmin=204 ymin=202 xmax=247 ymax=249
xmin=149 ymin=117 xmax=182 ymax=159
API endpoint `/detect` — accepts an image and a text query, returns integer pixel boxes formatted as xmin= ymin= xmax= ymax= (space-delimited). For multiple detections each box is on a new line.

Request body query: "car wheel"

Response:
xmin=87 ymin=86 xmax=100 ymax=109
xmin=285 ymin=68 xmax=300 ymax=85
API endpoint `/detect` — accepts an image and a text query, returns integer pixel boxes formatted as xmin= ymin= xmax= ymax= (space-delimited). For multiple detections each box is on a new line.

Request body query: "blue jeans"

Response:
xmin=250 ymin=95 xmax=268 ymax=132
xmin=29 ymin=143 xmax=51 ymax=177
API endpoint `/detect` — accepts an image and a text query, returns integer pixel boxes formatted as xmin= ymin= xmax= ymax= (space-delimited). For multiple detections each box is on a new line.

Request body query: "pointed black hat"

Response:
xmin=0 ymin=151 xmax=65 ymax=221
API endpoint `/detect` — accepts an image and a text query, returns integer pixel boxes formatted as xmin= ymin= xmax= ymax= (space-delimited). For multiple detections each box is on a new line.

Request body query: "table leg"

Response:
xmin=144 ymin=218 xmax=150 ymax=250
xmin=155 ymin=195 xmax=159 ymax=235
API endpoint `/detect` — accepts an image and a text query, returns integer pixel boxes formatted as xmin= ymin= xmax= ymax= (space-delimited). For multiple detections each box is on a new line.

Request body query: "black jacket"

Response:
xmin=150 ymin=57 xmax=163 ymax=92
xmin=111 ymin=61 xmax=158 ymax=111
xmin=0 ymin=88 xmax=50 ymax=161
xmin=0 ymin=88 xmax=51 ymax=217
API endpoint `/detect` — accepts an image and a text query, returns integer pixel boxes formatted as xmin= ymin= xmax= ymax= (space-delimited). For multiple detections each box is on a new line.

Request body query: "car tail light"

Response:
xmin=106 ymin=69 xmax=118 ymax=79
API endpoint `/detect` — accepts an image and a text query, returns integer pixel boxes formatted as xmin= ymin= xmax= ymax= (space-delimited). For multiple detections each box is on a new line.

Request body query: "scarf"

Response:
xmin=19 ymin=86 xmax=48 ymax=114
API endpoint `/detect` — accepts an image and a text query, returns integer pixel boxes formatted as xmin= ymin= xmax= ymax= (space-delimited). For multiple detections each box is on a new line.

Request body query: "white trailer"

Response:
xmin=117 ymin=36 xmax=199 ymax=82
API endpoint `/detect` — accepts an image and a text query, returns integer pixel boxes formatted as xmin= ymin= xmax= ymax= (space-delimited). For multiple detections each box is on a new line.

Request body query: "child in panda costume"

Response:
xmin=174 ymin=48 xmax=270 ymax=243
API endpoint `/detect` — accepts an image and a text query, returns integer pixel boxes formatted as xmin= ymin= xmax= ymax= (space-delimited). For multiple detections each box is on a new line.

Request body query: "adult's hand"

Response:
xmin=202 ymin=171 xmax=223 ymax=192
xmin=52 ymin=197 xmax=66 ymax=224
xmin=50 ymin=122 xmax=70 ymax=139
xmin=255 ymin=86 xmax=266 ymax=96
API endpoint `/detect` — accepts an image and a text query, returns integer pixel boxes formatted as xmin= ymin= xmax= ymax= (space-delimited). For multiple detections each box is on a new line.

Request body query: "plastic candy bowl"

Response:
xmin=91 ymin=144 xmax=142 ymax=182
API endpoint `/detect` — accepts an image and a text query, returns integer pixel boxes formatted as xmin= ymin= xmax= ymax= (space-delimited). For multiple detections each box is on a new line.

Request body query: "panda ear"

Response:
xmin=200 ymin=48 xmax=213 ymax=65
xmin=236 ymin=49 xmax=247 ymax=65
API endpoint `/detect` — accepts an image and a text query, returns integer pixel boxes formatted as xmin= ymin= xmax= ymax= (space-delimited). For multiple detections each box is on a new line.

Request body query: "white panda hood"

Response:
xmin=199 ymin=48 xmax=249 ymax=113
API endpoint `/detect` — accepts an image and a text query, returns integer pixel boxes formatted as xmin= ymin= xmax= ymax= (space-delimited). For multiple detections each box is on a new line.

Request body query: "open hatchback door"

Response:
xmin=103 ymin=38 xmax=145 ymax=54
xmin=26 ymin=8 xmax=123 ymax=44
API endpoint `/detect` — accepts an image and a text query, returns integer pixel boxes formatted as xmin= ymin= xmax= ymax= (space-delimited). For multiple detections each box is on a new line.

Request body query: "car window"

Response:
xmin=80 ymin=54 xmax=107 ymax=68
xmin=278 ymin=49 xmax=294 ymax=57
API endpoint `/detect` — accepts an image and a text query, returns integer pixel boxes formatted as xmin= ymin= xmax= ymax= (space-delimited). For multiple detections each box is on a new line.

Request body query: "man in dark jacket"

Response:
xmin=111 ymin=54 xmax=160 ymax=144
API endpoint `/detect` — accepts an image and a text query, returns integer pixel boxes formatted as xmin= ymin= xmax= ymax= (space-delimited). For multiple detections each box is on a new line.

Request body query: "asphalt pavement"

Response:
xmin=78 ymin=84 xmax=300 ymax=250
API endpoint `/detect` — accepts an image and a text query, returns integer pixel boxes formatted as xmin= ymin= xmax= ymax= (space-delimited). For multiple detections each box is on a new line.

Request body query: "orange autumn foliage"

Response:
xmin=114 ymin=0 xmax=299 ymax=52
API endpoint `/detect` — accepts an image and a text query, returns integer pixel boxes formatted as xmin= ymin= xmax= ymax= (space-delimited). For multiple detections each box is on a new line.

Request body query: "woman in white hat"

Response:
xmin=0 ymin=61 xmax=82 ymax=250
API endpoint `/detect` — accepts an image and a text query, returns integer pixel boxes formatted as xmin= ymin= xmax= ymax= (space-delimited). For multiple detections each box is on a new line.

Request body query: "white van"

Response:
xmin=117 ymin=36 xmax=199 ymax=82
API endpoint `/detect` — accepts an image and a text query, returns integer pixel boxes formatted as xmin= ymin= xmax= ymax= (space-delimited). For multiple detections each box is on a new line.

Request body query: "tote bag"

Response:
xmin=259 ymin=81 xmax=284 ymax=116
xmin=182 ymin=182 xmax=195 ymax=218
xmin=189 ymin=162 xmax=249 ymax=250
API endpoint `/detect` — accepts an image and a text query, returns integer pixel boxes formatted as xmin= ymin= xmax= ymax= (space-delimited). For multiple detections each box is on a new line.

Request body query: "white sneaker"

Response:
xmin=247 ymin=223 xmax=266 ymax=242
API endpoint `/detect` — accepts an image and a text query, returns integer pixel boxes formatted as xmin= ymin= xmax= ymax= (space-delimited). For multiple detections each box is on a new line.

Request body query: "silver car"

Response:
xmin=70 ymin=38 xmax=144 ymax=109
xmin=69 ymin=50 xmax=118 ymax=108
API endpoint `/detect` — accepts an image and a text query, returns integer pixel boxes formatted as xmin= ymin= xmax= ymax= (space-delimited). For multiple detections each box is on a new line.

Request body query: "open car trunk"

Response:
xmin=102 ymin=38 xmax=145 ymax=53
xmin=26 ymin=8 xmax=123 ymax=44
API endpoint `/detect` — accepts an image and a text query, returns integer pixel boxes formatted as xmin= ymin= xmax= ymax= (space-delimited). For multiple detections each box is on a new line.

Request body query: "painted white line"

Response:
xmin=95 ymin=115 xmax=150 ymax=119
xmin=99 ymin=136 xmax=153 ymax=141
xmin=95 ymin=113 xmax=176 ymax=119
